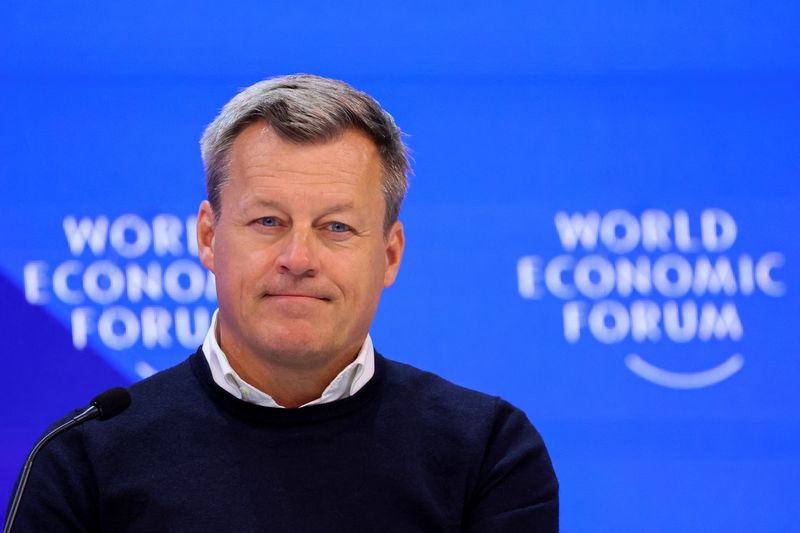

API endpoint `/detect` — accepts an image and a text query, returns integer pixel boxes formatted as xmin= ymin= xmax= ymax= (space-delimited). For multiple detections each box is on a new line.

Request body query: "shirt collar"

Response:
xmin=202 ymin=309 xmax=375 ymax=408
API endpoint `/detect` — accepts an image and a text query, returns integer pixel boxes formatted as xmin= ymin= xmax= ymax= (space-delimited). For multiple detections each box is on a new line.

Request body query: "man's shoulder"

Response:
xmin=380 ymin=353 xmax=492 ymax=396
xmin=377 ymin=353 xmax=522 ymax=426
xmin=127 ymin=349 xmax=199 ymax=398
xmin=80 ymin=350 xmax=205 ymax=438
xmin=377 ymin=355 xmax=558 ymax=526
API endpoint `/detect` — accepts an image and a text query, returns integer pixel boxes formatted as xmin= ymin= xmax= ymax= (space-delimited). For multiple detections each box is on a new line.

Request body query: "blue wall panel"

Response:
xmin=2 ymin=2 xmax=798 ymax=530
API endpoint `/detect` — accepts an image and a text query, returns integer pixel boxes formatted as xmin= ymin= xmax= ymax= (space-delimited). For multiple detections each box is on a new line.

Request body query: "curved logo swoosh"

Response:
xmin=625 ymin=353 xmax=744 ymax=389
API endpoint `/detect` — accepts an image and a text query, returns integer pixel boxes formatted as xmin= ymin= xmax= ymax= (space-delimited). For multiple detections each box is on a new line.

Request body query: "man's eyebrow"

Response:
xmin=239 ymin=198 xmax=287 ymax=213
xmin=319 ymin=202 xmax=356 ymax=215
xmin=246 ymin=198 xmax=282 ymax=208
xmin=241 ymin=198 xmax=356 ymax=215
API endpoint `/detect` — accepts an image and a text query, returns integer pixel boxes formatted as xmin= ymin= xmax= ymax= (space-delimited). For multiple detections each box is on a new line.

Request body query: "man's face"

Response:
xmin=197 ymin=122 xmax=404 ymax=372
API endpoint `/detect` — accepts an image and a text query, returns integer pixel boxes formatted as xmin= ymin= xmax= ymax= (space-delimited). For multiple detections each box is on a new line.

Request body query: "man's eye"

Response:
xmin=258 ymin=217 xmax=279 ymax=227
xmin=328 ymin=222 xmax=352 ymax=233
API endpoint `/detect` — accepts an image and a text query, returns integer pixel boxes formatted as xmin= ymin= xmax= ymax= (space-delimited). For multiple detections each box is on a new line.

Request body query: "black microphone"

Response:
xmin=3 ymin=387 xmax=132 ymax=533
xmin=89 ymin=387 xmax=132 ymax=420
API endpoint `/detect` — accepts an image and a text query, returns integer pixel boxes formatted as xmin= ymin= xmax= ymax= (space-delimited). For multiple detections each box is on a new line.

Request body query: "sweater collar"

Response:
xmin=189 ymin=346 xmax=386 ymax=425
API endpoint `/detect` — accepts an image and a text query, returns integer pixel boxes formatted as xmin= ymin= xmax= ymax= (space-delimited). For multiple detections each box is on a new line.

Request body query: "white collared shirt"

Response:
xmin=202 ymin=310 xmax=375 ymax=408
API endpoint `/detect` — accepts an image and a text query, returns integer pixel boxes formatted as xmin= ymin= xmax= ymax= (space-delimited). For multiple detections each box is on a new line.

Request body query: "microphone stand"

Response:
xmin=2 ymin=404 xmax=100 ymax=533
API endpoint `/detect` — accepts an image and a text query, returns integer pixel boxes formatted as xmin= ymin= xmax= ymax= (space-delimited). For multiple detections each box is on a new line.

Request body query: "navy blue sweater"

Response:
xmin=10 ymin=350 xmax=558 ymax=532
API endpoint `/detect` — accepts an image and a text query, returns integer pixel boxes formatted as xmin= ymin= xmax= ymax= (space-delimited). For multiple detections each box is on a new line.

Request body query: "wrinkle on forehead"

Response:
xmin=229 ymin=123 xmax=380 ymax=181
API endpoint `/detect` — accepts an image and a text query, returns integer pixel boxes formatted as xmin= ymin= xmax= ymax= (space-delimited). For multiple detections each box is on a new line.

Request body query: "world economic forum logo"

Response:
xmin=516 ymin=208 xmax=786 ymax=389
xmin=22 ymin=213 xmax=217 ymax=379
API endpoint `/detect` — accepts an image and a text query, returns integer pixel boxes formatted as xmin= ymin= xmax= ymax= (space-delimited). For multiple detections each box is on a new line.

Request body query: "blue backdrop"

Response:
xmin=2 ymin=2 xmax=799 ymax=530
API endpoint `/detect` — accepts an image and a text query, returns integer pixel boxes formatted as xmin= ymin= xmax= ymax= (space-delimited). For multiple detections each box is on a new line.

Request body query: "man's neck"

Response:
xmin=223 ymin=346 xmax=359 ymax=408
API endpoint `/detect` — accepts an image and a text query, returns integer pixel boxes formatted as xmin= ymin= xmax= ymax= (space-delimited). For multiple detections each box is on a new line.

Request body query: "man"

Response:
xmin=9 ymin=75 xmax=558 ymax=531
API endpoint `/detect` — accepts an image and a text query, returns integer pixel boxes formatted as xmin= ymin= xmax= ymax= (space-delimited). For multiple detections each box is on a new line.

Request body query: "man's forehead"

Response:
xmin=230 ymin=122 xmax=380 ymax=168
xmin=226 ymin=124 xmax=382 ymax=194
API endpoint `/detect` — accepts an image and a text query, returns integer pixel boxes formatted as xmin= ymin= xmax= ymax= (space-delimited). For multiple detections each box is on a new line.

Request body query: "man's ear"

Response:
xmin=383 ymin=221 xmax=405 ymax=287
xmin=197 ymin=200 xmax=216 ymax=273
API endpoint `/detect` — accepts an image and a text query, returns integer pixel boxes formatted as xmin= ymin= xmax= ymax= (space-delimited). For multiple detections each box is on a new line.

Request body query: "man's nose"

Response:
xmin=276 ymin=229 xmax=319 ymax=277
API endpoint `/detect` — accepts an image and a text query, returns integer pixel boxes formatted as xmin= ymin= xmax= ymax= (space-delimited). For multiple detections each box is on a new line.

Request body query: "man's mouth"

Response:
xmin=264 ymin=292 xmax=331 ymax=302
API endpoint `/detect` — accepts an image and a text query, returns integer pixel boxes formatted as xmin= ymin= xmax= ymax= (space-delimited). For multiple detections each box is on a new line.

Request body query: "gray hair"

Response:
xmin=200 ymin=74 xmax=410 ymax=232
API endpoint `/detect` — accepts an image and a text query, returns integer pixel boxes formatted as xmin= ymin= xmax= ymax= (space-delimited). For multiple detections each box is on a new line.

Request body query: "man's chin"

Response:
xmin=250 ymin=331 xmax=330 ymax=363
